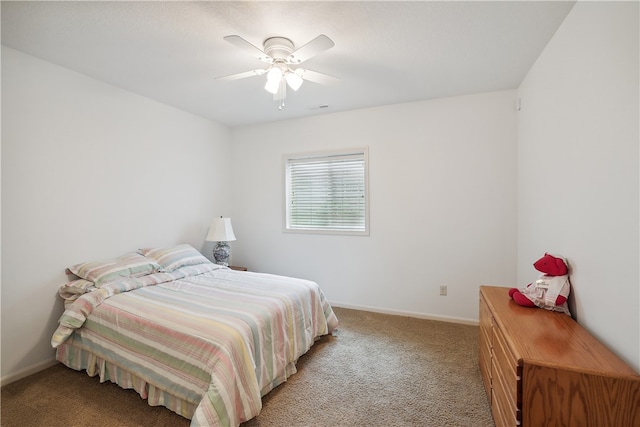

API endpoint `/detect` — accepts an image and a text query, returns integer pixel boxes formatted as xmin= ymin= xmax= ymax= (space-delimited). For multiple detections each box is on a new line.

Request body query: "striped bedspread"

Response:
xmin=51 ymin=265 xmax=338 ymax=426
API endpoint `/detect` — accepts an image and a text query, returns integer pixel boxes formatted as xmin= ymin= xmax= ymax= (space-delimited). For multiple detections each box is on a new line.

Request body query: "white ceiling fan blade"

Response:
xmin=296 ymin=68 xmax=340 ymax=86
xmin=216 ymin=69 xmax=266 ymax=81
xmin=223 ymin=35 xmax=273 ymax=63
xmin=287 ymin=34 xmax=335 ymax=64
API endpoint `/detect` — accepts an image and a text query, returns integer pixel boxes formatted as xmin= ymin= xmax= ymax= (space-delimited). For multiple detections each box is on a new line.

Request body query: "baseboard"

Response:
xmin=329 ymin=301 xmax=479 ymax=326
xmin=1 ymin=358 xmax=58 ymax=387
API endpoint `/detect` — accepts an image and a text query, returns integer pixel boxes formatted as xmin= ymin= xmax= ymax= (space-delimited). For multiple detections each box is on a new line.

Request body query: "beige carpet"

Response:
xmin=1 ymin=307 xmax=494 ymax=427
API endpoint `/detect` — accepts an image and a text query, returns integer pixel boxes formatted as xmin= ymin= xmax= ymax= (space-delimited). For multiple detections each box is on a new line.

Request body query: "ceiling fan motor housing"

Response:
xmin=264 ymin=37 xmax=295 ymax=61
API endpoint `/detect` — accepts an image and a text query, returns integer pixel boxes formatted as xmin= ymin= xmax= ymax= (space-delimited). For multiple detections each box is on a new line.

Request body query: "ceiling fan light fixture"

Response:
xmin=285 ymin=71 xmax=303 ymax=91
xmin=264 ymin=79 xmax=280 ymax=95
xmin=264 ymin=67 xmax=283 ymax=94
xmin=266 ymin=66 xmax=283 ymax=81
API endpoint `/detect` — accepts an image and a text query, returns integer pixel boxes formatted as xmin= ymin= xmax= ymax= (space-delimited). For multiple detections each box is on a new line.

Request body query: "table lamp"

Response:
xmin=206 ymin=216 xmax=236 ymax=266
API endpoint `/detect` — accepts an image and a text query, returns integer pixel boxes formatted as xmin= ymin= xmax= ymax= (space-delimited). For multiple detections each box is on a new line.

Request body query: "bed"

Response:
xmin=51 ymin=244 xmax=338 ymax=426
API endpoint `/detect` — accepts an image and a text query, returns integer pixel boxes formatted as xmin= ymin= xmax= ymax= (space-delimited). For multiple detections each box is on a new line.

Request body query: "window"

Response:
xmin=284 ymin=148 xmax=369 ymax=235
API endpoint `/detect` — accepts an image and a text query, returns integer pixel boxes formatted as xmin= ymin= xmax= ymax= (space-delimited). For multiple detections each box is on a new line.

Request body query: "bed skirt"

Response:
xmin=56 ymin=342 xmax=197 ymax=420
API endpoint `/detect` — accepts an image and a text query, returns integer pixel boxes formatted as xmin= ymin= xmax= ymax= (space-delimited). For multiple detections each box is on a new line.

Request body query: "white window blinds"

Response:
xmin=285 ymin=149 xmax=369 ymax=235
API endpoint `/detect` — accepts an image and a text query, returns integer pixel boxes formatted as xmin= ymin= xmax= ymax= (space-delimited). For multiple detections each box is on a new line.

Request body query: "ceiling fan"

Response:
xmin=217 ymin=34 xmax=339 ymax=109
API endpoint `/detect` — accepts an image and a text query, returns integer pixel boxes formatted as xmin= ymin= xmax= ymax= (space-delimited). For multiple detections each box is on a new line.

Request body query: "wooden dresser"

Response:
xmin=479 ymin=286 xmax=640 ymax=426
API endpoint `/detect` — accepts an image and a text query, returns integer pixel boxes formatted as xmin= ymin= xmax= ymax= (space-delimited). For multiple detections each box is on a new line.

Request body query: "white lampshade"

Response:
xmin=285 ymin=71 xmax=303 ymax=91
xmin=206 ymin=217 xmax=236 ymax=242
xmin=264 ymin=67 xmax=283 ymax=94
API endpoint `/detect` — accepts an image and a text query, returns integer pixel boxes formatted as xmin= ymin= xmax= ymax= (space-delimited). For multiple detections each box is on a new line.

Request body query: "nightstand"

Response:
xmin=229 ymin=265 xmax=247 ymax=271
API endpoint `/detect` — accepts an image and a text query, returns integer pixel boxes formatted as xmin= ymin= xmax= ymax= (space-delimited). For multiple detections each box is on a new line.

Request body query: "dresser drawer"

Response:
xmin=479 ymin=294 xmax=492 ymax=345
xmin=492 ymin=324 xmax=519 ymax=402
xmin=492 ymin=323 xmax=520 ymax=425
xmin=479 ymin=332 xmax=492 ymax=399
xmin=479 ymin=324 xmax=492 ymax=375
xmin=478 ymin=295 xmax=493 ymax=400
xmin=492 ymin=357 xmax=521 ymax=426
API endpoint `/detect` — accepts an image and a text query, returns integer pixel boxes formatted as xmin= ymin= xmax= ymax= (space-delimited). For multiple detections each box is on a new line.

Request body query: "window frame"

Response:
xmin=283 ymin=147 xmax=370 ymax=236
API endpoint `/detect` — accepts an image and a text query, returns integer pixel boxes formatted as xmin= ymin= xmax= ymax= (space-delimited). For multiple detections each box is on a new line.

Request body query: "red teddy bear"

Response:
xmin=508 ymin=253 xmax=571 ymax=315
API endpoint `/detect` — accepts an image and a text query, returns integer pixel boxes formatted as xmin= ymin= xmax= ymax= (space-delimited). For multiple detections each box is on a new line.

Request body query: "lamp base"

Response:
xmin=213 ymin=241 xmax=231 ymax=266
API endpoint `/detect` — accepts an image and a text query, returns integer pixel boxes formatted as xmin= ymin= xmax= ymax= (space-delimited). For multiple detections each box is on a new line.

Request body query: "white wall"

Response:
xmin=1 ymin=47 xmax=232 ymax=382
xmin=517 ymin=2 xmax=639 ymax=371
xmin=230 ymin=91 xmax=518 ymax=323
xmin=4 ymin=0 xmax=636 ymax=385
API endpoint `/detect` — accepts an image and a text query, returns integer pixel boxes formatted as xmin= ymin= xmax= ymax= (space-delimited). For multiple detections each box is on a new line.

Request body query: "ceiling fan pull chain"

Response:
xmin=275 ymin=79 xmax=287 ymax=110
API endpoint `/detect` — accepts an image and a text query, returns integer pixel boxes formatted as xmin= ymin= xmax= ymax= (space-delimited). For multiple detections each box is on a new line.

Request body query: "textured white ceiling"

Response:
xmin=1 ymin=1 xmax=575 ymax=127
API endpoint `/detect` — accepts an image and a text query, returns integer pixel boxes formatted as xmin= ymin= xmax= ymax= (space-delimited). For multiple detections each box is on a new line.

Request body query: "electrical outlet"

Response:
xmin=439 ymin=285 xmax=447 ymax=296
